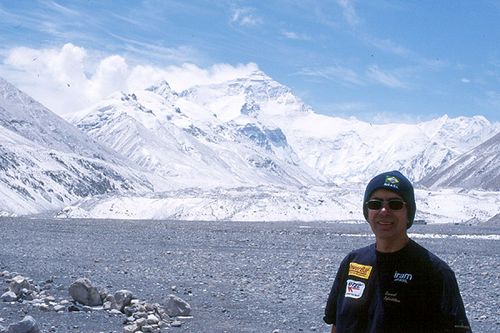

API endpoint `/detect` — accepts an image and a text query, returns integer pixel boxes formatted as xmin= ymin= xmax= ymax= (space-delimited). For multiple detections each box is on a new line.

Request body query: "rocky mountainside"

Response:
xmin=0 ymin=77 xmax=153 ymax=215
xmin=419 ymin=131 xmax=500 ymax=190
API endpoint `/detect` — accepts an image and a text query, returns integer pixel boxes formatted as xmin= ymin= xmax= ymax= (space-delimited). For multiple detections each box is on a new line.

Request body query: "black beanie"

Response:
xmin=363 ymin=170 xmax=416 ymax=229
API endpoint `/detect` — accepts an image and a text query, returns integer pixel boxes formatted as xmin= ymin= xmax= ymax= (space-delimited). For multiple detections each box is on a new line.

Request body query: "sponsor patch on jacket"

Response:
xmin=348 ymin=262 xmax=372 ymax=279
xmin=345 ymin=279 xmax=365 ymax=299
xmin=393 ymin=271 xmax=413 ymax=283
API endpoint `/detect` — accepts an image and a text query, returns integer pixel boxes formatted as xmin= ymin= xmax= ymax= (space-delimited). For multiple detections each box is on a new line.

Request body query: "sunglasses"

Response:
xmin=366 ymin=199 xmax=406 ymax=211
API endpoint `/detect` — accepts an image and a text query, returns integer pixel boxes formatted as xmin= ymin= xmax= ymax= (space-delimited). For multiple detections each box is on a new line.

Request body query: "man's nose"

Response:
xmin=379 ymin=205 xmax=391 ymax=214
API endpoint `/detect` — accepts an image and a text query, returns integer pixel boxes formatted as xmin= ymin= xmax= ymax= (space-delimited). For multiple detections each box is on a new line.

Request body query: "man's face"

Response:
xmin=366 ymin=189 xmax=409 ymax=243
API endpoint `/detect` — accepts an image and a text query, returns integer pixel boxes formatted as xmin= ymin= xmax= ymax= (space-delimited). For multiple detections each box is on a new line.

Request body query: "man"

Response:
xmin=324 ymin=170 xmax=471 ymax=332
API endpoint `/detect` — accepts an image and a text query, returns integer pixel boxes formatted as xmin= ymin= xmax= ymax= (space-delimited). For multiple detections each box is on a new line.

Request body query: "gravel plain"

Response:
xmin=0 ymin=217 xmax=498 ymax=333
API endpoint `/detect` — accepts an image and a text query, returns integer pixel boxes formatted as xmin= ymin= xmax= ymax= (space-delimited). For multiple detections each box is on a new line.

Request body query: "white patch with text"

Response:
xmin=345 ymin=279 xmax=366 ymax=299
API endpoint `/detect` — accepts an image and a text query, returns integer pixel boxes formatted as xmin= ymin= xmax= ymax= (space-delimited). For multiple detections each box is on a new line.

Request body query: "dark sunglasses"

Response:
xmin=366 ymin=199 xmax=406 ymax=211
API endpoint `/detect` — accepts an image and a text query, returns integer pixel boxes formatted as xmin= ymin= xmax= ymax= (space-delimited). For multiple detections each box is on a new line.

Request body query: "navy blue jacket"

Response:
xmin=324 ymin=240 xmax=471 ymax=332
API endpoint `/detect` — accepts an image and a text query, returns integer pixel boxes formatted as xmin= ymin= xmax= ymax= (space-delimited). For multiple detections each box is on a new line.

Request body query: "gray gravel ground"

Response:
xmin=0 ymin=217 xmax=498 ymax=332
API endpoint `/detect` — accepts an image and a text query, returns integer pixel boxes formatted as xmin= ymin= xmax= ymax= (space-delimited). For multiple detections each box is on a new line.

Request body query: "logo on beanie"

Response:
xmin=383 ymin=175 xmax=400 ymax=189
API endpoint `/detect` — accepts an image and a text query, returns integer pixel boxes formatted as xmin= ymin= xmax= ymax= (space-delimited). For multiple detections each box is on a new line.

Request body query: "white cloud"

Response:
xmin=367 ymin=65 xmax=406 ymax=89
xmin=282 ymin=31 xmax=311 ymax=41
xmin=0 ymin=43 xmax=261 ymax=116
xmin=367 ymin=37 xmax=411 ymax=58
xmin=297 ymin=65 xmax=363 ymax=86
xmin=231 ymin=8 xmax=263 ymax=27
xmin=87 ymin=55 xmax=129 ymax=100
xmin=337 ymin=0 xmax=360 ymax=27
xmin=128 ymin=62 xmax=260 ymax=92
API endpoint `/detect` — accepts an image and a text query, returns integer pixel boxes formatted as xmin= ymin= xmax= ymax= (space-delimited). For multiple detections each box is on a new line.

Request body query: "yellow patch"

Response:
xmin=348 ymin=262 xmax=372 ymax=279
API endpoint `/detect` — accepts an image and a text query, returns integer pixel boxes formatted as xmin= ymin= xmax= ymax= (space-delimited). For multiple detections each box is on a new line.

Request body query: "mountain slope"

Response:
xmin=418 ymin=131 xmax=500 ymax=190
xmin=1 ymin=71 xmax=499 ymax=221
xmin=0 ymin=77 xmax=153 ymax=215
xmin=70 ymin=80 xmax=322 ymax=190
xmin=177 ymin=71 xmax=499 ymax=184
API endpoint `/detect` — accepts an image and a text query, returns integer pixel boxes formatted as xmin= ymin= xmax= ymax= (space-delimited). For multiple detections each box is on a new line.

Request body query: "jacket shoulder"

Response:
xmin=408 ymin=240 xmax=455 ymax=275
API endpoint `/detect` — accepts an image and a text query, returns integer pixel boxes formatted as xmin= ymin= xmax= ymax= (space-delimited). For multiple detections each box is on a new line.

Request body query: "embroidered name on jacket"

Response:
xmin=348 ymin=262 xmax=373 ymax=279
xmin=394 ymin=271 xmax=413 ymax=283
xmin=345 ymin=279 xmax=365 ymax=299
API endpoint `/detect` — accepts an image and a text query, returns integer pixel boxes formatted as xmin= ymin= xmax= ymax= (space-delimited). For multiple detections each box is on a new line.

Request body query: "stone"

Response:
xmin=38 ymin=304 xmax=50 ymax=311
xmin=53 ymin=305 xmax=65 ymax=312
xmin=141 ymin=325 xmax=153 ymax=333
xmin=6 ymin=315 xmax=40 ymax=333
xmin=0 ymin=291 xmax=17 ymax=302
xmin=165 ymin=294 xmax=191 ymax=317
xmin=122 ymin=324 xmax=138 ymax=333
xmin=43 ymin=296 xmax=55 ymax=304
xmin=146 ymin=314 xmax=159 ymax=325
xmin=68 ymin=304 xmax=81 ymax=312
xmin=114 ymin=290 xmax=133 ymax=312
xmin=123 ymin=306 xmax=137 ymax=317
xmin=103 ymin=301 xmax=113 ymax=310
xmin=9 ymin=276 xmax=31 ymax=297
xmin=68 ymin=278 xmax=102 ymax=306
xmin=135 ymin=318 xmax=146 ymax=328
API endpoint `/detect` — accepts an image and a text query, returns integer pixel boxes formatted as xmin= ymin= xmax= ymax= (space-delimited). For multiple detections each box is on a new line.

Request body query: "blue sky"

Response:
xmin=1 ymin=0 xmax=499 ymax=123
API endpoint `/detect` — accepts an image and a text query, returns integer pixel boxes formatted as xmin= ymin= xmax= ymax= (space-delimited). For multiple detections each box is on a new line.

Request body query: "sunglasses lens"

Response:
xmin=388 ymin=200 xmax=405 ymax=210
xmin=366 ymin=200 xmax=383 ymax=210
xmin=366 ymin=200 xmax=405 ymax=210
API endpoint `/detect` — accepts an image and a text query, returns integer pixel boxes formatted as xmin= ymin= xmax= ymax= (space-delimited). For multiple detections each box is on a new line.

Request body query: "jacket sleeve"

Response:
xmin=324 ymin=255 xmax=350 ymax=325
xmin=439 ymin=268 xmax=472 ymax=333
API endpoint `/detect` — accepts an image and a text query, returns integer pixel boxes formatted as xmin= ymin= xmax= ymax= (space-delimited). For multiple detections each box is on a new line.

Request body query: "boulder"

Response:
xmin=114 ymin=290 xmax=133 ymax=312
xmin=165 ymin=294 xmax=191 ymax=317
xmin=9 ymin=276 xmax=31 ymax=297
xmin=122 ymin=323 xmax=138 ymax=333
xmin=0 ymin=291 xmax=17 ymax=302
xmin=68 ymin=278 xmax=102 ymax=306
xmin=6 ymin=315 xmax=40 ymax=333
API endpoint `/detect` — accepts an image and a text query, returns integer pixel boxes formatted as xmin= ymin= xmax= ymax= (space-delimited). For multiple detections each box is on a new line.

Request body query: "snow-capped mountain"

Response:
xmin=173 ymin=70 xmax=499 ymax=184
xmin=419 ymin=131 xmax=500 ymax=190
xmin=1 ymin=71 xmax=499 ymax=223
xmin=59 ymin=69 xmax=500 ymax=189
xmin=69 ymin=77 xmax=322 ymax=190
xmin=0 ymin=77 xmax=153 ymax=215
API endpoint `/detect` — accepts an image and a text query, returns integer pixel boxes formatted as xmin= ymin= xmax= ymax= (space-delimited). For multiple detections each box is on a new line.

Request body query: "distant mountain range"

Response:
xmin=0 ymin=73 xmax=498 ymax=222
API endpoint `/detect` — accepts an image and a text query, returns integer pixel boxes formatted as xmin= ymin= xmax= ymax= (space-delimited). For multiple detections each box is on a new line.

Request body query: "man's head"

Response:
xmin=363 ymin=170 xmax=416 ymax=229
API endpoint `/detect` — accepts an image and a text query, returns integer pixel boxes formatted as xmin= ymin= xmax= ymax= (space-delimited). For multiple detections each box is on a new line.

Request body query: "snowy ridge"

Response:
xmin=70 ymin=80 xmax=322 ymax=190
xmin=419 ymin=131 xmax=500 ymax=190
xmin=0 ymin=72 xmax=499 ymax=223
xmin=0 ymin=77 xmax=155 ymax=215
xmin=174 ymin=71 xmax=499 ymax=183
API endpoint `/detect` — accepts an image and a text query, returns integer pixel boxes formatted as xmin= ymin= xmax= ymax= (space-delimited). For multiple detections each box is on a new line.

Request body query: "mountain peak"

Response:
xmin=145 ymin=80 xmax=177 ymax=99
xmin=246 ymin=69 xmax=272 ymax=81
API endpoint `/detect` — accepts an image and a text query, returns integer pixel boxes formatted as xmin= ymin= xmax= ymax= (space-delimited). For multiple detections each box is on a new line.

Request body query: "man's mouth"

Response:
xmin=376 ymin=220 xmax=394 ymax=225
